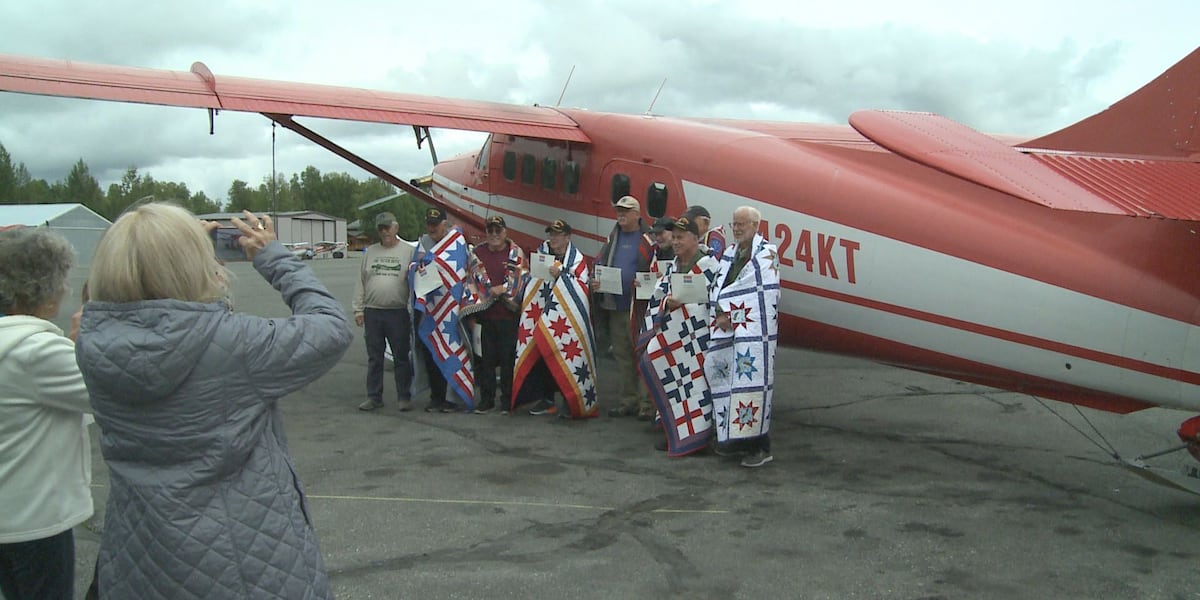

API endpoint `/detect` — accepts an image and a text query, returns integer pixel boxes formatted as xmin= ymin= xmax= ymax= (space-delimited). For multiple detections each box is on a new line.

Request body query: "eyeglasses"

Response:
xmin=486 ymin=227 xmax=504 ymax=234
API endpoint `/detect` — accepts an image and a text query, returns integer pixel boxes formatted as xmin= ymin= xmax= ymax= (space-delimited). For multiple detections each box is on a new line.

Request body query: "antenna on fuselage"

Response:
xmin=646 ymin=78 xmax=667 ymax=114
xmin=556 ymin=65 xmax=576 ymax=107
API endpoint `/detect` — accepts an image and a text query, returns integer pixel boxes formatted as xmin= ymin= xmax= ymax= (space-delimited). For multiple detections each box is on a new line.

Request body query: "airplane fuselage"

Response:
xmin=431 ymin=109 xmax=1200 ymax=415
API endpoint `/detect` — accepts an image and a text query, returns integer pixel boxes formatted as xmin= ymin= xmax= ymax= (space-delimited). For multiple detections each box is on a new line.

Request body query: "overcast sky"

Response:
xmin=0 ymin=0 xmax=1196 ymax=204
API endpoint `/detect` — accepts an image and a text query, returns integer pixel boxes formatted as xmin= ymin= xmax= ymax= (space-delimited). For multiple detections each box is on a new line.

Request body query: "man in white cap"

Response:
xmin=592 ymin=195 xmax=655 ymax=419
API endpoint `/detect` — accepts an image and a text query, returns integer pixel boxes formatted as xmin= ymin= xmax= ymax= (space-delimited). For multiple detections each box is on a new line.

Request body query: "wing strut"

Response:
xmin=263 ymin=113 xmax=475 ymax=226
xmin=413 ymin=125 xmax=438 ymax=165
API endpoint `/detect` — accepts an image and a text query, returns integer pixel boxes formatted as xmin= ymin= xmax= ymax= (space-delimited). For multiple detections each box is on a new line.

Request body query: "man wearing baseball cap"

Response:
xmin=639 ymin=215 xmax=721 ymax=456
xmin=592 ymin=195 xmax=655 ymax=419
xmin=649 ymin=216 xmax=676 ymax=267
xmin=683 ymin=205 xmax=725 ymax=257
xmin=354 ymin=211 xmax=416 ymax=412
xmin=514 ymin=219 xmax=599 ymax=418
xmin=409 ymin=205 xmax=476 ymax=412
xmin=468 ymin=215 xmax=526 ymax=414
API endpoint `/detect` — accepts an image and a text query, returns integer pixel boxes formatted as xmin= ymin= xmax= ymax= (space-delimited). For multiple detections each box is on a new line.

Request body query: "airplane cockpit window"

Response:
xmin=476 ymin=136 xmax=491 ymax=171
xmin=564 ymin=162 xmax=580 ymax=195
xmin=521 ymin=154 xmax=537 ymax=185
xmin=542 ymin=158 xmax=557 ymax=190
xmin=611 ymin=174 xmax=630 ymax=204
xmin=646 ymin=182 xmax=668 ymax=218
xmin=502 ymin=151 xmax=517 ymax=181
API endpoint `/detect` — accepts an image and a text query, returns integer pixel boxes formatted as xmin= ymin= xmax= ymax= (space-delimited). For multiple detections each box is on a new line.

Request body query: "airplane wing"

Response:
xmin=0 ymin=54 xmax=589 ymax=143
xmin=0 ymin=53 xmax=590 ymax=227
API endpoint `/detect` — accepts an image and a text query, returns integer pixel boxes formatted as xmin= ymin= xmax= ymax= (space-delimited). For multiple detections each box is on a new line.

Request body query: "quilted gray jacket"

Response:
xmin=76 ymin=242 xmax=351 ymax=599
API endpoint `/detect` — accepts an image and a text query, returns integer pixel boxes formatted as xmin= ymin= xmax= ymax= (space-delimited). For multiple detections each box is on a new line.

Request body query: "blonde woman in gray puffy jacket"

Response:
xmin=76 ymin=204 xmax=352 ymax=599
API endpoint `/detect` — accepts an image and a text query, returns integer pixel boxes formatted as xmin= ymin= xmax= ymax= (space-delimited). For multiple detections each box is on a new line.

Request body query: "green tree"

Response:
xmin=187 ymin=191 xmax=221 ymax=215
xmin=320 ymin=172 xmax=358 ymax=217
xmin=19 ymin=177 xmax=53 ymax=204
xmin=227 ymin=179 xmax=259 ymax=212
xmin=0 ymin=143 xmax=16 ymax=203
xmin=65 ymin=159 xmax=104 ymax=215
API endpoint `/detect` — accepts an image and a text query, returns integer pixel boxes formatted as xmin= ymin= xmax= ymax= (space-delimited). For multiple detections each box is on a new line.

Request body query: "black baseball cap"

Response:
xmin=425 ymin=207 xmax=447 ymax=224
xmin=486 ymin=215 xmax=507 ymax=229
xmin=673 ymin=216 xmax=700 ymax=236
xmin=650 ymin=216 xmax=675 ymax=233
xmin=545 ymin=219 xmax=572 ymax=234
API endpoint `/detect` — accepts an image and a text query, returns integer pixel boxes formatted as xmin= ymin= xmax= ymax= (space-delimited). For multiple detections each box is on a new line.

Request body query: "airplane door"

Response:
xmin=474 ymin=133 xmax=494 ymax=199
xmin=597 ymin=159 xmax=682 ymax=229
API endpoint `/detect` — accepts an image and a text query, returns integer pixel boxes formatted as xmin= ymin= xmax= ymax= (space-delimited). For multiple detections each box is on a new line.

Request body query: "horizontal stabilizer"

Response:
xmin=849 ymin=110 xmax=1128 ymax=214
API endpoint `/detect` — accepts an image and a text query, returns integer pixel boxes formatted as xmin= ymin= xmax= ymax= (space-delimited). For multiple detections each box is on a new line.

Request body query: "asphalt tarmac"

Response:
xmin=63 ymin=256 xmax=1200 ymax=599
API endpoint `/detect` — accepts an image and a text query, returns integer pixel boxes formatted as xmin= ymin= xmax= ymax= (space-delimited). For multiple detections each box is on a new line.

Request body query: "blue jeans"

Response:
xmin=364 ymin=307 xmax=413 ymax=404
xmin=0 ymin=529 xmax=75 ymax=600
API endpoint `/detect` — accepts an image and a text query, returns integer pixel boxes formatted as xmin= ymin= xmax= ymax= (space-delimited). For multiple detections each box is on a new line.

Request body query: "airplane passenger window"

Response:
xmin=502 ymin=152 xmax=517 ymax=181
xmin=542 ymin=158 xmax=557 ymax=190
xmin=611 ymin=174 xmax=630 ymax=204
xmin=564 ymin=162 xmax=580 ymax=195
xmin=521 ymin=154 xmax=536 ymax=185
xmin=646 ymin=182 xmax=668 ymax=218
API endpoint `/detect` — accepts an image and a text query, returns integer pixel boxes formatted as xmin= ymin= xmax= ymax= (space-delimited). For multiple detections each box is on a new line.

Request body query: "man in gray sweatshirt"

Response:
xmin=354 ymin=212 xmax=416 ymax=412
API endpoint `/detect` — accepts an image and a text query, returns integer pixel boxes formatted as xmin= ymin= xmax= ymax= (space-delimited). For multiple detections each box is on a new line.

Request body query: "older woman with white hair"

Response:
xmin=76 ymin=203 xmax=352 ymax=599
xmin=0 ymin=226 xmax=93 ymax=600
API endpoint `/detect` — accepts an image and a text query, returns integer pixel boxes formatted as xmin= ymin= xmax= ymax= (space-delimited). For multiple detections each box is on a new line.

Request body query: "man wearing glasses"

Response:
xmin=469 ymin=216 xmax=526 ymax=413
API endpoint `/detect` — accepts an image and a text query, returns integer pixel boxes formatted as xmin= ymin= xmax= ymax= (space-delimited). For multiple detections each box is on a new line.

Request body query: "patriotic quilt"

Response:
xmin=409 ymin=227 xmax=476 ymax=408
xmin=464 ymin=241 xmax=527 ymax=318
xmin=637 ymin=253 xmax=720 ymax=456
xmin=513 ymin=241 xmax=599 ymax=417
xmin=705 ymin=234 xmax=780 ymax=443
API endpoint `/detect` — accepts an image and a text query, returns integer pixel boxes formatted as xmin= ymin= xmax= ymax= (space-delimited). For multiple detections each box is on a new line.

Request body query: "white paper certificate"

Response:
xmin=634 ymin=271 xmax=657 ymax=300
xmin=530 ymin=252 xmax=554 ymax=280
xmin=593 ymin=264 xmax=623 ymax=294
xmin=414 ymin=264 xmax=442 ymax=297
xmin=670 ymin=273 xmax=708 ymax=304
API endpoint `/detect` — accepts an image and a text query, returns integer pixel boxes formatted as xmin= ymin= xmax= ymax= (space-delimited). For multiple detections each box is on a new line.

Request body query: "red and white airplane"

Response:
xmin=3 ymin=50 xmax=1199 ymax=491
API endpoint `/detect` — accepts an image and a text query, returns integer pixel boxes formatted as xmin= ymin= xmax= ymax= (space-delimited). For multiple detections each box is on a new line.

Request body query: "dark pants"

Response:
xmin=516 ymin=357 xmax=561 ymax=406
xmin=415 ymin=312 xmax=448 ymax=405
xmin=364 ymin=307 xmax=413 ymax=404
xmin=475 ymin=317 xmax=517 ymax=408
xmin=0 ymin=529 xmax=75 ymax=600
xmin=722 ymin=433 xmax=772 ymax=453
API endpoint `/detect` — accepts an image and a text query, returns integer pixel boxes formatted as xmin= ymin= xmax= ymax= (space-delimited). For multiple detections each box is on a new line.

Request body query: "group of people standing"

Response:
xmin=0 ymin=194 xmax=779 ymax=598
xmin=354 ymin=197 xmax=779 ymax=469
xmin=1 ymin=203 xmax=351 ymax=598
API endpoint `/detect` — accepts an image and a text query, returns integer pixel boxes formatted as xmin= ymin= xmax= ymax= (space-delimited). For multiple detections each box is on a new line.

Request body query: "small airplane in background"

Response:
xmin=2 ymin=49 xmax=1199 ymax=493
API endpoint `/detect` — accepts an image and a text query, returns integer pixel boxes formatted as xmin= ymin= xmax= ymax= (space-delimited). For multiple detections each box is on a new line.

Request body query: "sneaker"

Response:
xmin=607 ymin=406 xmax=635 ymax=418
xmin=358 ymin=399 xmax=384 ymax=411
xmin=654 ymin=437 xmax=668 ymax=452
xmin=425 ymin=401 xmax=449 ymax=413
xmin=474 ymin=400 xmax=495 ymax=415
xmin=740 ymin=449 xmax=774 ymax=468
xmin=397 ymin=400 xmax=413 ymax=412
xmin=529 ymin=399 xmax=557 ymax=416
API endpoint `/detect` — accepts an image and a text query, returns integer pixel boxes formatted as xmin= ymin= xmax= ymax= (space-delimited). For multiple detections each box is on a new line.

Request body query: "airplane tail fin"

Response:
xmin=1024 ymin=47 xmax=1200 ymax=159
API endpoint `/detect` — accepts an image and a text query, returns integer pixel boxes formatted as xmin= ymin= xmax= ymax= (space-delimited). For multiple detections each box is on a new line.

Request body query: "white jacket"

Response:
xmin=0 ymin=315 xmax=93 ymax=543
